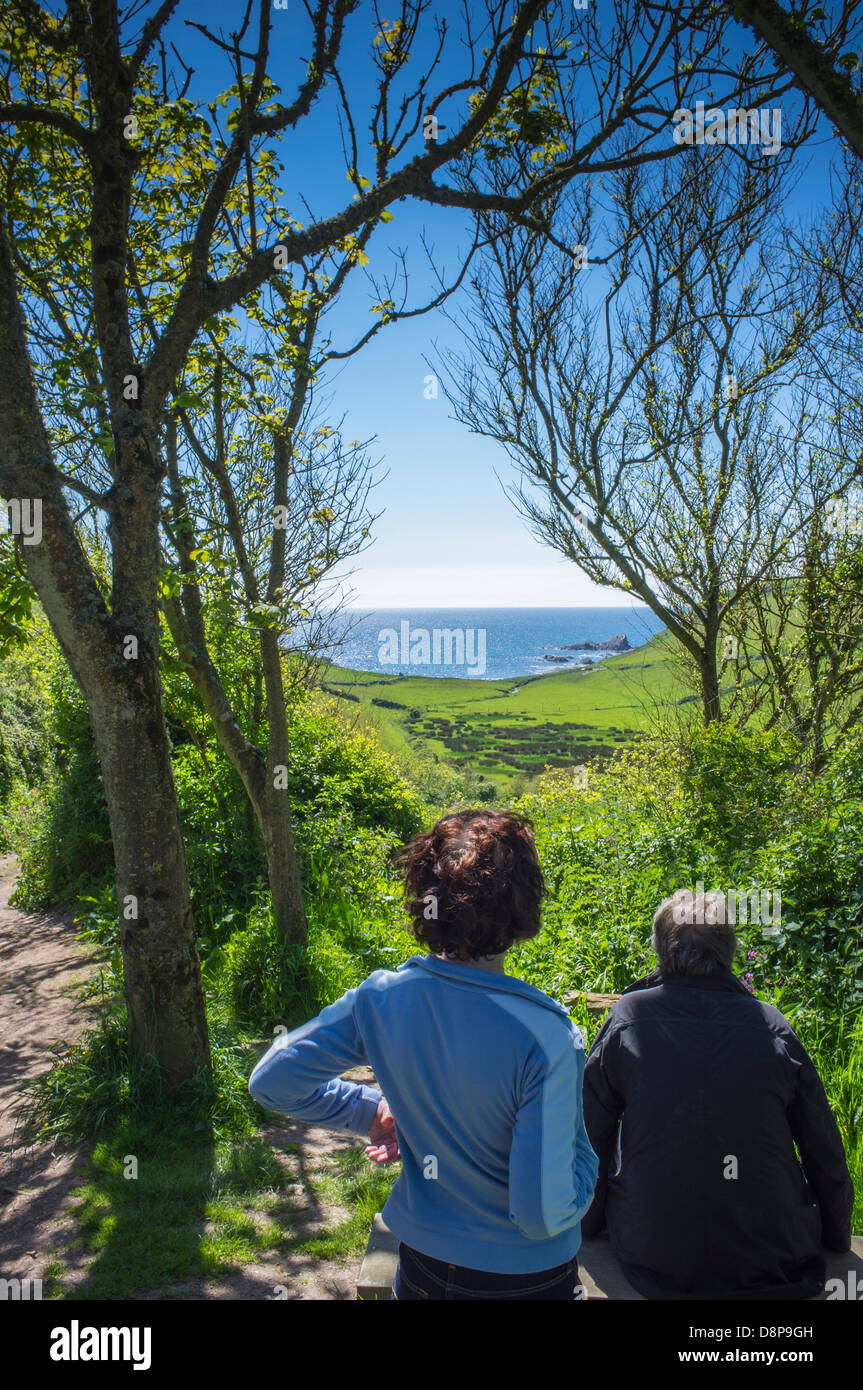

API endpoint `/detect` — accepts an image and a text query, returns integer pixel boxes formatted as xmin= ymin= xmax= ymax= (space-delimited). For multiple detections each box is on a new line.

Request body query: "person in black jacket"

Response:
xmin=581 ymin=888 xmax=854 ymax=1300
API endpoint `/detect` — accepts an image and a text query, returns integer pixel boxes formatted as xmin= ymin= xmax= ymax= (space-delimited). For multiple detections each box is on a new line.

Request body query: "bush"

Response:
xmin=511 ymin=724 xmax=863 ymax=1023
xmin=0 ymin=650 xmax=52 ymax=846
xmin=289 ymin=701 xmax=424 ymax=841
xmin=10 ymin=662 xmax=112 ymax=907
xmin=6 ymin=659 xmax=425 ymax=931
xmin=217 ymin=901 xmax=317 ymax=1032
xmin=171 ymin=740 xmax=264 ymax=928
xmin=21 ymin=1011 xmax=258 ymax=1142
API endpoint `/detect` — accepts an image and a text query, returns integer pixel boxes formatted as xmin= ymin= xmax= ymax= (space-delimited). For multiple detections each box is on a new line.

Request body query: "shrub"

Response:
xmin=511 ymin=724 xmax=863 ymax=1022
xmin=217 ymin=901 xmax=317 ymax=1032
xmin=11 ymin=664 xmax=112 ymax=908
xmin=289 ymin=701 xmax=424 ymax=841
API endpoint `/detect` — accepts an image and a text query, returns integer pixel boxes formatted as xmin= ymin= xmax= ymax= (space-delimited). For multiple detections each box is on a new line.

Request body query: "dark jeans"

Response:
xmin=392 ymin=1241 xmax=586 ymax=1301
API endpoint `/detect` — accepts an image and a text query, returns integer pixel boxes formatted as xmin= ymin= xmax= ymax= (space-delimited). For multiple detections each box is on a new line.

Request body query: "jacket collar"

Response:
xmin=399 ymin=954 xmax=572 ymax=1019
xmin=622 ymin=965 xmax=753 ymax=998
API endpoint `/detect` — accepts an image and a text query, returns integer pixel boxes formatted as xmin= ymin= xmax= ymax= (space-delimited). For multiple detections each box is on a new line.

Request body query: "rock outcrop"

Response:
xmin=562 ymin=633 xmax=631 ymax=653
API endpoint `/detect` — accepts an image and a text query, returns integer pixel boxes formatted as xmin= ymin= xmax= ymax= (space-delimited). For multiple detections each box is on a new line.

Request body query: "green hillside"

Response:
xmin=320 ymin=629 xmax=693 ymax=791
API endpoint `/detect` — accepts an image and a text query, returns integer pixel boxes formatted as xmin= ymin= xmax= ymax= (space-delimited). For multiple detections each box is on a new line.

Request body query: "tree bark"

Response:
xmin=260 ymin=626 xmax=307 ymax=943
xmin=700 ymin=639 xmax=721 ymax=725
xmin=163 ymin=595 xmax=308 ymax=943
xmin=90 ymin=685 xmax=210 ymax=1080
xmin=0 ymin=204 xmax=210 ymax=1087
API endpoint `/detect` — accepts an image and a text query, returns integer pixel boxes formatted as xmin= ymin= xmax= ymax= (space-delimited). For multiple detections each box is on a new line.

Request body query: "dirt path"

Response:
xmin=134 ymin=1114 xmax=366 ymax=1302
xmin=0 ymin=858 xmax=370 ymax=1300
xmin=0 ymin=854 xmax=102 ymax=1290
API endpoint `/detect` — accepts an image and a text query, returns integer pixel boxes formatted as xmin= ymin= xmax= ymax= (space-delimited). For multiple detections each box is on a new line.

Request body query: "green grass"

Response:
xmin=39 ymin=1110 xmax=400 ymax=1297
xmin=24 ymin=1028 xmax=396 ymax=1298
xmin=786 ymin=1007 xmax=863 ymax=1234
xmin=322 ymin=630 xmax=691 ymax=790
xmin=65 ymin=1128 xmax=286 ymax=1299
xmin=53 ymin=1123 xmax=316 ymax=1299
xmin=15 ymin=708 xmax=863 ymax=1298
xmin=293 ymin=1147 xmax=400 ymax=1261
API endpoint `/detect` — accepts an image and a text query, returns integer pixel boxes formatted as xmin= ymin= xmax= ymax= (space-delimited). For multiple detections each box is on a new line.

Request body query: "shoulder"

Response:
xmin=749 ymin=998 xmax=809 ymax=1049
xmin=602 ymin=980 xmax=664 ymax=1026
xmin=494 ymin=992 xmax=586 ymax=1064
xmin=354 ymin=961 xmax=422 ymax=996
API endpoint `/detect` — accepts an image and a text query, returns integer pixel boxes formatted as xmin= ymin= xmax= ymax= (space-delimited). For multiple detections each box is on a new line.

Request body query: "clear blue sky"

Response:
xmin=147 ymin=2 xmax=841 ymax=607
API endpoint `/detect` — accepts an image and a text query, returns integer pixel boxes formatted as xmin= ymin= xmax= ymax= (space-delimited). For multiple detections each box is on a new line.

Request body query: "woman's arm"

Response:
xmin=248 ymin=986 xmax=381 ymax=1135
xmin=507 ymin=1022 xmax=599 ymax=1241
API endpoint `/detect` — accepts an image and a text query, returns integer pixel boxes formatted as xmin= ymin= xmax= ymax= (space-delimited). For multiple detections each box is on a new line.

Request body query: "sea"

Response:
xmin=311 ymin=607 xmax=665 ymax=682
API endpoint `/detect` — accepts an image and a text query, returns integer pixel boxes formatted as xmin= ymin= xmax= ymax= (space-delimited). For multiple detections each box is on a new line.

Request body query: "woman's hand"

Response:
xmin=366 ymin=1095 xmax=401 ymax=1164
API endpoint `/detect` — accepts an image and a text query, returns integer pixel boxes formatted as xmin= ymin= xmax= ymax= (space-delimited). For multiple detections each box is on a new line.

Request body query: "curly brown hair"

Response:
xmin=395 ymin=809 xmax=545 ymax=960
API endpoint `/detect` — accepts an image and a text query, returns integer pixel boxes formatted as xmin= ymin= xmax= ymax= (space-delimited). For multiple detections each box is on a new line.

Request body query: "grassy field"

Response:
xmin=321 ymin=629 xmax=696 ymax=791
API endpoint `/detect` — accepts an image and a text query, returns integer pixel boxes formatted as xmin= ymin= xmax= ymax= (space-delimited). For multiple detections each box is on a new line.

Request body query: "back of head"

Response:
xmin=396 ymin=809 xmax=544 ymax=961
xmin=652 ymin=889 xmax=738 ymax=977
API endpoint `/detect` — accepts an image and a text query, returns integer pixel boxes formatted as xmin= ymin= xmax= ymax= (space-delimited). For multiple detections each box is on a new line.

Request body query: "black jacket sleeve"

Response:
xmin=784 ymin=1029 xmax=854 ymax=1252
xmin=580 ymin=1017 xmax=625 ymax=1239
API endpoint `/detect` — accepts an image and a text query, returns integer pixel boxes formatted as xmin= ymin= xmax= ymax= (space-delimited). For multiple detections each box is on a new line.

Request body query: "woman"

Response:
xmin=248 ymin=808 xmax=598 ymax=1300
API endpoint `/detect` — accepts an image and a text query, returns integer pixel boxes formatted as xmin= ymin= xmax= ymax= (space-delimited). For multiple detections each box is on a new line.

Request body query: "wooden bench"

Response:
xmin=357 ymin=1214 xmax=400 ymax=1299
xmin=562 ymin=990 xmax=621 ymax=1015
xmin=357 ymin=1214 xmax=863 ymax=1300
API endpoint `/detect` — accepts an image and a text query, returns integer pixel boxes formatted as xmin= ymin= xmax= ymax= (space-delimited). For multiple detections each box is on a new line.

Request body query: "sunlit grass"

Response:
xmin=292 ymin=1147 xmax=400 ymax=1261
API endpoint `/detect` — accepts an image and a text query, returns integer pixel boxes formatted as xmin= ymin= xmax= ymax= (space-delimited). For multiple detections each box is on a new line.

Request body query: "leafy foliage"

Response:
xmin=7 ymin=617 xmax=863 ymax=1244
xmin=512 ymin=722 xmax=863 ymax=1024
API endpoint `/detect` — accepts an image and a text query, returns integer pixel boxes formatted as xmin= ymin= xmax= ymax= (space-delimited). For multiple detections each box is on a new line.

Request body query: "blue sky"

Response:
xmin=146 ymin=2 xmax=842 ymax=606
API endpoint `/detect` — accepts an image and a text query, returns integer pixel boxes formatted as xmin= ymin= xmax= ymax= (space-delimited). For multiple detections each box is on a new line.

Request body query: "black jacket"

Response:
xmin=581 ymin=968 xmax=854 ymax=1300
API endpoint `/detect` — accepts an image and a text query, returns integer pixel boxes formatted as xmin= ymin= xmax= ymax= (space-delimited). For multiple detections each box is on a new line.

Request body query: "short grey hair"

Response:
xmin=652 ymin=889 xmax=738 ymax=976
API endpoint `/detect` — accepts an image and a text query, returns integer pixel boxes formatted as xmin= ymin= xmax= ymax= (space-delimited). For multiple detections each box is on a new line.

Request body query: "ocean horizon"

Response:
xmin=306 ymin=606 xmax=665 ymax=681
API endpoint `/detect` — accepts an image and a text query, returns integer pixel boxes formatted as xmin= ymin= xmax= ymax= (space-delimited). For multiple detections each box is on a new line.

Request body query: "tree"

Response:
xmin=723 ymin=0 xmax=863 ymax=160
xmin=719 ymin=180 xmax=863 ymax=767
xmin=162 ymin=339 xmax=380 ymax=943
xmin=0 ymin=0 xmax=801 ymax=1080
xmin=723 ymin=483 xmax=863 ymax=771
xmin=0 ymin=0 xmax=555 ymax=1083
xmin=438 ymin=145 xmax=854 ymax=721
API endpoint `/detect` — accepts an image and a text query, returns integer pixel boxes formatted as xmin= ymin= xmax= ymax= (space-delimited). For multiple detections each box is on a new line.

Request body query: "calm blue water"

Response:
xmin=314 ymin=607 xmax=665 ymax=681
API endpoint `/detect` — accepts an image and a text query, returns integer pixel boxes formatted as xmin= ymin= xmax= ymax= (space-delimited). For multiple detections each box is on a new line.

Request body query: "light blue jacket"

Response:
xmin=248 ymin=954 xmax=599 ymax=1273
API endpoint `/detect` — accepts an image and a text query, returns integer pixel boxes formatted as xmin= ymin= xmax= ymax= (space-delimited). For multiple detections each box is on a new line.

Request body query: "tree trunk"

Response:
xmin=254 ymin=774 xmax=308 ymax=945
xmin=163 ymin=599 xmax=308 ymax=943
xmin=91 ymin=688 xmax=210 ymax=1082
xmin=0 ymin=204 xmax=210 ymax=1088
xmin=260 ymin=627 xmax=308 ymax=943
xmin=700 ymin=639 xmax=722 ymax=724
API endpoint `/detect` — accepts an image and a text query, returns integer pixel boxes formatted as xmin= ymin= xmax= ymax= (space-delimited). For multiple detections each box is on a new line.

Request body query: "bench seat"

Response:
xmin=357 ymin=1214 xmax=863 ymax=1300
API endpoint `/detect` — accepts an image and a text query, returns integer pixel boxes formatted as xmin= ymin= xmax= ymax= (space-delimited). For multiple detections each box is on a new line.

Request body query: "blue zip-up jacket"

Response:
xmin=248 ymin=954 xmax=599 ymax=1273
